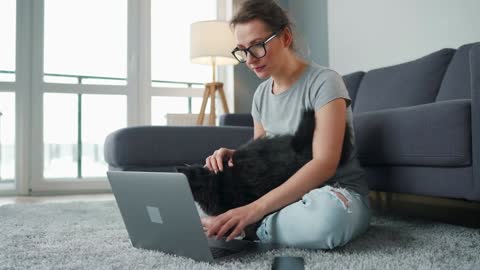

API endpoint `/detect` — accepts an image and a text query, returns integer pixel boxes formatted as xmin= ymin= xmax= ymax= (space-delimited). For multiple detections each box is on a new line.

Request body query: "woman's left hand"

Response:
xmin=207 ymin=203 xmax=265 ymax=241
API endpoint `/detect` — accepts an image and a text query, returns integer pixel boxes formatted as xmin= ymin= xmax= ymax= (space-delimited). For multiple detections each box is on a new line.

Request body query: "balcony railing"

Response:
xmin=1 ymin=69 xmax=203 ymax=86
xmin=0 ymin=70 xmax=204 ymax=180
xmin=0 ymin=69 xmax=203 ymax=111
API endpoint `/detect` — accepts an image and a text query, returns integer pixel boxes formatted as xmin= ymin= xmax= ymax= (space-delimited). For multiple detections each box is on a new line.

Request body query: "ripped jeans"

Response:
xmin=256 ymin=185 xmax=371 ymax=249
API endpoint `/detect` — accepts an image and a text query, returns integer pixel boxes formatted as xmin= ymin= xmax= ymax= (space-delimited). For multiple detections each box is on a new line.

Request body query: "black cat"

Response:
xmin=177 ymin=109 xmax=354 ymax=240
xmin=176 ymin=109 xmax=317 ymax=217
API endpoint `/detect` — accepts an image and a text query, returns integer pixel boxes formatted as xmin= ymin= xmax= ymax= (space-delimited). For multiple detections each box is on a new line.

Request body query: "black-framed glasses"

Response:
xmin=231 ymin=32 xmax=279 ymax=63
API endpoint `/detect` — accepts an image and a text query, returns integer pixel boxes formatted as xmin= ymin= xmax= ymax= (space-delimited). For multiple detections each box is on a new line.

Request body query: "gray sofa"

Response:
xmin=104 ymin=42 xmax=480 ymax=202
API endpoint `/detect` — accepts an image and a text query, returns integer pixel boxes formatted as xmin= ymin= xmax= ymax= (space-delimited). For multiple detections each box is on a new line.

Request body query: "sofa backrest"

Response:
xmin=342 ymin=71 xmax=365 ymax=110
xmin=436 ymin=42 xmax=480 ymax=101
xmin=352 ymin=48 xmax=455 ymax=114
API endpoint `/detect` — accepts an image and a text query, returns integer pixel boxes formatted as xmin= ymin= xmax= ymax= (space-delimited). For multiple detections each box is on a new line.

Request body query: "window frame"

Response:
xmin=2 ymin=0 xmax=233 ymax=195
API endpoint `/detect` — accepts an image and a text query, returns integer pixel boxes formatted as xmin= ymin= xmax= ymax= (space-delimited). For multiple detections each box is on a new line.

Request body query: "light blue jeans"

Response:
xmin=256 ymin=185 xmax=371 ymax=249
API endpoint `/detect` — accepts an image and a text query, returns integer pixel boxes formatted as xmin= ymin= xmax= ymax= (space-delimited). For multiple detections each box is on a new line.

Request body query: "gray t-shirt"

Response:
xmin=251 ymin=63 xmax=369 ymax=196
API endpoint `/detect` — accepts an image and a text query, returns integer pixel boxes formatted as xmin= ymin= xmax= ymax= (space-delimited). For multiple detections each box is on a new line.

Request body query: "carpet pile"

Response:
xmin=0 ymin=200 xmax=478 ymax=270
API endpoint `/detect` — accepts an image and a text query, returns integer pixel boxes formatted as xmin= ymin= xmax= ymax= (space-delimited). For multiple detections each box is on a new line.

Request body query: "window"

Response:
xmin=5 ymin=1 xmax=229 ymax=194
xmin=43 ymin=95 xmax=127 ymax=179
xmin=0 ymin=0 xmax=16 ymax=81
xmin=0 ymin=0 xmax=16 ymax=186
xmin=0 ymin=93 xmax=15 ymax=182
xmin=151 ymin=0 xmax=216 ymax=83
xmin=81 ymin=94 xmax=126 ymax=177
xmin=44 ymin=0 xmax=127 ymax=84
xmin=42 ymin=0 xmax=128 ymax=180
xmin=151 ymin=0 xmax=217 ymax=123
xmin=43 ymin=93 xmax=78 ymax=178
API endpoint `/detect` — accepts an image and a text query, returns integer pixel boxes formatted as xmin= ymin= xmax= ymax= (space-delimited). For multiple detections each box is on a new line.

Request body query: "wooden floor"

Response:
xmin=0 ymin=191 xmax=479 ymax=228
xmin=369 ymin=191 xmax=480 ymax=228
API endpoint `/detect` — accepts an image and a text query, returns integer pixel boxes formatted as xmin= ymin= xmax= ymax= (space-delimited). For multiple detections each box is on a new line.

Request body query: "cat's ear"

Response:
xmin=175 ymin=166 xmax=189 ymax=175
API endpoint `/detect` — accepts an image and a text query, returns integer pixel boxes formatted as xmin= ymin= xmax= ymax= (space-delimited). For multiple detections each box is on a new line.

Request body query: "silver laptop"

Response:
xmin=107 ymin=171 xmax=279 ymax=262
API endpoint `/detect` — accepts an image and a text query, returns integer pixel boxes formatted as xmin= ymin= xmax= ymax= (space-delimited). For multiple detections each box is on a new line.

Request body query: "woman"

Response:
xmin=202 ymin=0 xmax=370 ymax=250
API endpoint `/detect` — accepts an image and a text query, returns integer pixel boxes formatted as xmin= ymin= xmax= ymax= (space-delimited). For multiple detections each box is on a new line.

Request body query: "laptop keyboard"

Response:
xmin=209 ymin=247 xmax=239 ymax=258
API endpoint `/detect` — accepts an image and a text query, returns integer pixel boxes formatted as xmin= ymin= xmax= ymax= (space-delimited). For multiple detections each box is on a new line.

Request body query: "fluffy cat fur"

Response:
xmin=177 ymin=108 xmax=359 ymax=239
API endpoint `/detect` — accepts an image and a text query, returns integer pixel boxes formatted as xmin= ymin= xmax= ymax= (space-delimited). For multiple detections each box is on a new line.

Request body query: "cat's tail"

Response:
xmin=291 ymin=109 xmax=316 ymax=152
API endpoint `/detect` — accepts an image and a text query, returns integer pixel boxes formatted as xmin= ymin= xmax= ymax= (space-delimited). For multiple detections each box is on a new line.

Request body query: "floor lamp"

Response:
xmin=190 ymin=20 xmax=238 ymax=126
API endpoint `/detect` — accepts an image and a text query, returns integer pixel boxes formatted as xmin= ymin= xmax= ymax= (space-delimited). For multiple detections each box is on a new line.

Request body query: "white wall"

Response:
xmin=328 ymin=0 xmax=480 ymax=75
xmin=287 ymin=0 xmax=329 ymax=66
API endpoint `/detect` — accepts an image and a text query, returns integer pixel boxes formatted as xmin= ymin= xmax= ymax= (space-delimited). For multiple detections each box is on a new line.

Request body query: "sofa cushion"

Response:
xmin=342 ymin=71 xmax=365 ymax=109
xmin=354 ymin=99 xmax=471 ymax=166
xmin=353 ymin=48 xmax=455 ymax=114
xmin=436 ymin=42 xmax=480 ymax=101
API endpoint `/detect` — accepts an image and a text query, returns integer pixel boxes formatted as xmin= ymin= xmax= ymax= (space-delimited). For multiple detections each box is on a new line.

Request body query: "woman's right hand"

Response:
xmin=204 ymin=148 xmax=235 ymax=174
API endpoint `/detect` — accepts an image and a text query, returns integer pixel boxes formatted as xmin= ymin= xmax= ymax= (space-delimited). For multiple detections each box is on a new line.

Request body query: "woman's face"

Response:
xmin=233 ymin=19 xmax=284 ymax=79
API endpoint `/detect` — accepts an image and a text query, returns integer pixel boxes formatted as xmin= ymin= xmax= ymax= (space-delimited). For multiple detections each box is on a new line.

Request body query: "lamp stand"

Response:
xmin=197 ymin=60 xmax=230 ymax=126
xmin=197 ymin=82 xmax=229 ymax=125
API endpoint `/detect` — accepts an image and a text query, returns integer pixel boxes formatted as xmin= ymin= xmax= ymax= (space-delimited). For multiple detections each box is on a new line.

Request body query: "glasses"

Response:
xmin=231 ymin=32 xmax=279 ymax=63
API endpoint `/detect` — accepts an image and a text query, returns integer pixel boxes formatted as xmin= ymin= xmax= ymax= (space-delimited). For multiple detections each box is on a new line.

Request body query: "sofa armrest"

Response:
xmin=219 ymin=113 xmax=253 ymax=127
xmin=104 ymin=126 xmax=253 ymax=170
xmin=470 ymin=43 xmax=480 ymax=200
xmin=354 ymin=99 xmax=471 ymax=167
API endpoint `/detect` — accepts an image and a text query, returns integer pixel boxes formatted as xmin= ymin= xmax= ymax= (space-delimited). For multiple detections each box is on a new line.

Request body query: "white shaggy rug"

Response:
xmin=0 ymin=200 xmax=479 ymax=270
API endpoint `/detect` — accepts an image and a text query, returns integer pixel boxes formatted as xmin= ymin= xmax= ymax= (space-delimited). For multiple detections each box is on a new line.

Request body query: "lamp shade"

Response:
xmin=190 ymin=20 xmax=238 ymax=66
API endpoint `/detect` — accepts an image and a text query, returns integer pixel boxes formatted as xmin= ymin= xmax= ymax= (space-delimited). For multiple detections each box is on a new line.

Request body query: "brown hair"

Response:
xmin=230 ymin=0 xmax=295 ymax=50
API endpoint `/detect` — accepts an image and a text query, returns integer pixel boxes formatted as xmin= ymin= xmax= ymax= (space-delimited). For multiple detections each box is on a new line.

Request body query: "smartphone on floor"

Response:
xmin=272 ymin=256 xmax=305 ymax=270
